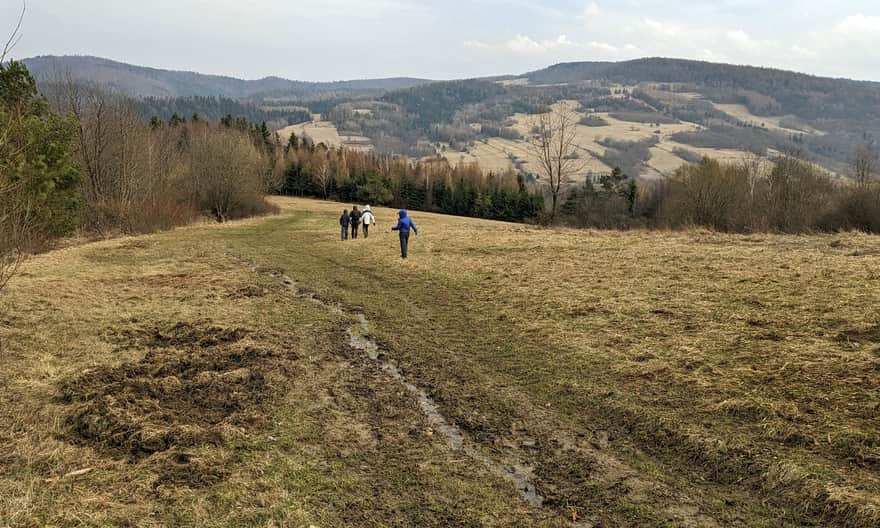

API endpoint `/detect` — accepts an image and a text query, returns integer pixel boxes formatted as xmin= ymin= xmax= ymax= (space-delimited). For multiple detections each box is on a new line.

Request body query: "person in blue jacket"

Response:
xmin=391 ymin=209 xmax=418 ymax=258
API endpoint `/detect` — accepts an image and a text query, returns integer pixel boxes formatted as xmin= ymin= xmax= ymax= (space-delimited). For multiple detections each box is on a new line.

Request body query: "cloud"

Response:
xmin=586 ymin=41 xmax=618 ymax=53
xmin=506 ymin=34 xmax=574 ymax=54
xmin=790 ymin=45 xmax=816 ymax=58
xmin=507 ymin=34 xmax=546 ymax=53
xmin=582 ymin=2 xmax=601 ymax=18
xmin=726 ymin=29 xmax=752 ymax=45
xmin=833 ymin=14 xmax=880 ymax=38
xmin=725 ymin=29 xmax=769 ymax=52
xmin=639 ymin=18 xmax=681 ymax=39
xmin=5 ymin=0 xmax=880 ymax=82
xmin=462 ymin=39 xmax=490 ymax=50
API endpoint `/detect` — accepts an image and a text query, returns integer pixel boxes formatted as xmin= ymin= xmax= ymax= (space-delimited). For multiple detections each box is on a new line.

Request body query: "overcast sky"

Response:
xmin=3 ymin=0 xmax=880 ymax=81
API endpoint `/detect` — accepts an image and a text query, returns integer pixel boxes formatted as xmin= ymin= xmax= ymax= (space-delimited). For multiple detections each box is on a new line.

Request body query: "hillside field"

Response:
xmin=454 ymin=100 xmax=751 ymax=181
xmin=278 ymin=97 xmax=774 ymax=182
xmin=277 ymin=119 xmax=375 ymax=152
xmin=1 ymin=198 xmax=879 ymax=527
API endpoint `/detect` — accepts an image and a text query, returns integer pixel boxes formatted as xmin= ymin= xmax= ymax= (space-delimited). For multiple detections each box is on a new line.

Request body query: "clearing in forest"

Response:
xmin=1 ymin=198 xmax=878 ymax=527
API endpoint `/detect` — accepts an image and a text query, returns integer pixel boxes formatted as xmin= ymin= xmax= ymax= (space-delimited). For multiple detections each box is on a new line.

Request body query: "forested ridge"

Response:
xmin=23 ymin=55 xmax=880 ymax=173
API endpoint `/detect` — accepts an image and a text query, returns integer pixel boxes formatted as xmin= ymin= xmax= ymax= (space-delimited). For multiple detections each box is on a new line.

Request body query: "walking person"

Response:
xmin=339 ymin=209 xmax=350 ymax=241
xmin=391 ymin=209 xmax=418 ymax=258
xmin=350 ymin=206 xmax=361 ymax=239
xmin=361 ymin=205 xmax=376 ymax=238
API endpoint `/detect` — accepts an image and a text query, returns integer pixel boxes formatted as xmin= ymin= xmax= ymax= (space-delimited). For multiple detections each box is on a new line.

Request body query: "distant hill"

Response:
xmin=321 ymin=57 xmax=879 ymax=175
xmin=21 ymin=55 xmax=433 ymax=99
xmin=19 ymin=55 xmax=880 ymax=178
xmin=526 ymin=58 xmax=880 ymax=124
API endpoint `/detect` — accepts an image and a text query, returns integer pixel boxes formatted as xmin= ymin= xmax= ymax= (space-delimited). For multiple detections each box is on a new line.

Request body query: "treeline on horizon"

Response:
xmin=132 ymin=95 xmax=312 ymax=129
xmin=280 ymin=133 xmax=545 ymax=223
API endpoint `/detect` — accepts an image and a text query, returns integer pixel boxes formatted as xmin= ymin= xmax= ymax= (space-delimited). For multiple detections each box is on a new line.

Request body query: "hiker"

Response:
xmin=350 ymin=205 xmax=362 ymax=239
xmin=361 ymin=205 xmax=376 ymax=238
xmin=339 ymin=209 xmax=350 ymax=241
xmin=391 ymin=209 xmax=418 ymax=258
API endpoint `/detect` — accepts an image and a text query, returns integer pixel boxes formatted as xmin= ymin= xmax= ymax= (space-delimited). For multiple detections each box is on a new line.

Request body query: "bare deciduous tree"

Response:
xmin=852 ymin=141 xmax=878 ymax=186
xmin=1 ymin=1 xmax=25 ymax=64
xmin=313 ymin=145 xmax=332 ymax=199
xmin=528 ymin=101 xmax=586 ymax=222
xmin=0 ymin=180 xmax=32 ymax=294
xmin=741 ymin=152 xmax=769 ymax=200
xmin=190 ymin=126 xmax=266 ymax=222
xmin=1 ymin=1 xmax=30 ymax=306
xmin=49 ymin=76 xmax=195 ymax=233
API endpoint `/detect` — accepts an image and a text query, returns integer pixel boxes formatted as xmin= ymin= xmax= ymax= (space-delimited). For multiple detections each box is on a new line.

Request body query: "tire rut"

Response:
xmin=228 ymin=252 xmax=723 ymax=527
xmin=227 ymin=253 xmax=549 ymax=512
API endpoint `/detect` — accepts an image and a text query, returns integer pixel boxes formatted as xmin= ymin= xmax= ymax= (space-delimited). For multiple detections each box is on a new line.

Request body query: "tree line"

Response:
xmin=279 ymin=133 xmax=544 ymax=223
xmin=132 ymin=95 xmax=312 ymax=129
xmin=1 ymin=58 xmax=279 ymax=297
xmin=559 ymin=151 xmax=880 ymax=233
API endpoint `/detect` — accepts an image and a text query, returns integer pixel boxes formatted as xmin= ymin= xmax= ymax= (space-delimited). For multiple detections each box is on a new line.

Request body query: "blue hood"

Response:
xmin=399 ymin=209 xmax=407 ymax=218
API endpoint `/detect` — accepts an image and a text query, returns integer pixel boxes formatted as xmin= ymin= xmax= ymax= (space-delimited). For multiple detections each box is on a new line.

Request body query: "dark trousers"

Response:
xmin=399 ymin=231 xmax=410 ymax=258
xmin=351 ymin=224 xmax=359 ymax=239
xmin=341 ymin=226 xmax=348 ymax=240
xmin=363 ymin=224 xmax=370 ymax=238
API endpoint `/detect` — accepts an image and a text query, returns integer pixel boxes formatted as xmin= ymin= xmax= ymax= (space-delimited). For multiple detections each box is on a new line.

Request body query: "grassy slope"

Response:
xmin=2 ymin=198 xmax=879 ymax=527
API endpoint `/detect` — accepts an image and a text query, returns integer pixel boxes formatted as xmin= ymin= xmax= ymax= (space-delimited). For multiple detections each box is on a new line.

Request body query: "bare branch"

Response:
xmin=528 ymin=101 xmax=587 ymax=222
xmin=1 ymin=1 xmax=26 ymax=63
xmin=851 ymin=140 xmax=878 ymax=186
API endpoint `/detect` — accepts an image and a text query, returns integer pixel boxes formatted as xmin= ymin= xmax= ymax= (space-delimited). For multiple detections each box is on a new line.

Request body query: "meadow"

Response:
xmin=1 ymin=197 xmax=878 ymax=527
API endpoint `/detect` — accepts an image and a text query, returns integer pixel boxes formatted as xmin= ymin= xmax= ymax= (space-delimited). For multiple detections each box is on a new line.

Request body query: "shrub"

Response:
xmin=765 ymin=155 xmax=836 ymax=232
xmin=824 ymin=183 xmax=880 ymax=232
xmin=672 ymin=147 xmax=703 ymax=163
xmin=579 ymin=115 xmax=609 ymax=127
xmin=659 ymin=158 xmax=751 ymax=231
xmin=189 ymin=127 xmax=277 ymax=222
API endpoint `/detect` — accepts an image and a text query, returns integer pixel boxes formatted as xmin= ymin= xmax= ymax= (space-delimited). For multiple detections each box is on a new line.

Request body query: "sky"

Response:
xmin=3 ymin=0 xmax=880 ymax=82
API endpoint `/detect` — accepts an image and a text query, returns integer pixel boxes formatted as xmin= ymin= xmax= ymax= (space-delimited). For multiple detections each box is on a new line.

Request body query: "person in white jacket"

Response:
xmin=361 ymin=205 xmax=376 ymax=238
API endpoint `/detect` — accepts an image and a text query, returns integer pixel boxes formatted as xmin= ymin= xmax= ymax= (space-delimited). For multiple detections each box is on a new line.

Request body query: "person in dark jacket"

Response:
xmin=350 ymin=206 xmax=362 ymax=239
xmin=391 ymin=209 xmax=418 ymax=258
xmin=339 ymin=209 xmax=350 ymax=241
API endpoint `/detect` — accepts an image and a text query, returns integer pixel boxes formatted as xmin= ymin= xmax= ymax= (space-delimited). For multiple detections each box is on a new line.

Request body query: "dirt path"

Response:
xmin=229 ymin=253 xmax=548 ymax=505
xmin=230 ymin=251 xmax=728 ymax=528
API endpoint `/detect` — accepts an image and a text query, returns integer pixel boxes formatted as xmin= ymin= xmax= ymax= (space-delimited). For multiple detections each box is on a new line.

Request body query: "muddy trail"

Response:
xmin=227 ymin=255 xmax=549 ymax=505
xmin=229 ymin=253 xmax=727 ymax=527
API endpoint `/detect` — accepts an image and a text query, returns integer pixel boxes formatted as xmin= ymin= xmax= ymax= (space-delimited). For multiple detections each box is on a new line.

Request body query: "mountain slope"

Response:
xmin=526 ymin=57 xmax=880 ymax=123
xmin=20 ymin=55 xmax=880 ymax=177
xmin=21 ymin=55 xmax=432 ymax=99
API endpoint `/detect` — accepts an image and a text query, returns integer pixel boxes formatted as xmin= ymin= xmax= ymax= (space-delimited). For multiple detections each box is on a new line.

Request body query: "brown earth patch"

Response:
xmin=227 ymin=285 xmax=269 ymax=298
xmin=103 ymin=320 xmax=249 ymax=350
xmin=837 ymin=325 xmax=880 ymax=346
xmin=56 ymin=322 xmax=298 ymax=479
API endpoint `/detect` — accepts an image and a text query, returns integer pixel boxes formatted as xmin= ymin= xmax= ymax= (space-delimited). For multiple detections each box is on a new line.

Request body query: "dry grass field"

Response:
xmin=711 ymin=103 xmax=826 ymax=137
xmin=2 ymin=198 xmax=878 ymax=527
xmin=277 ymin=120 xmax=374 ymax=152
